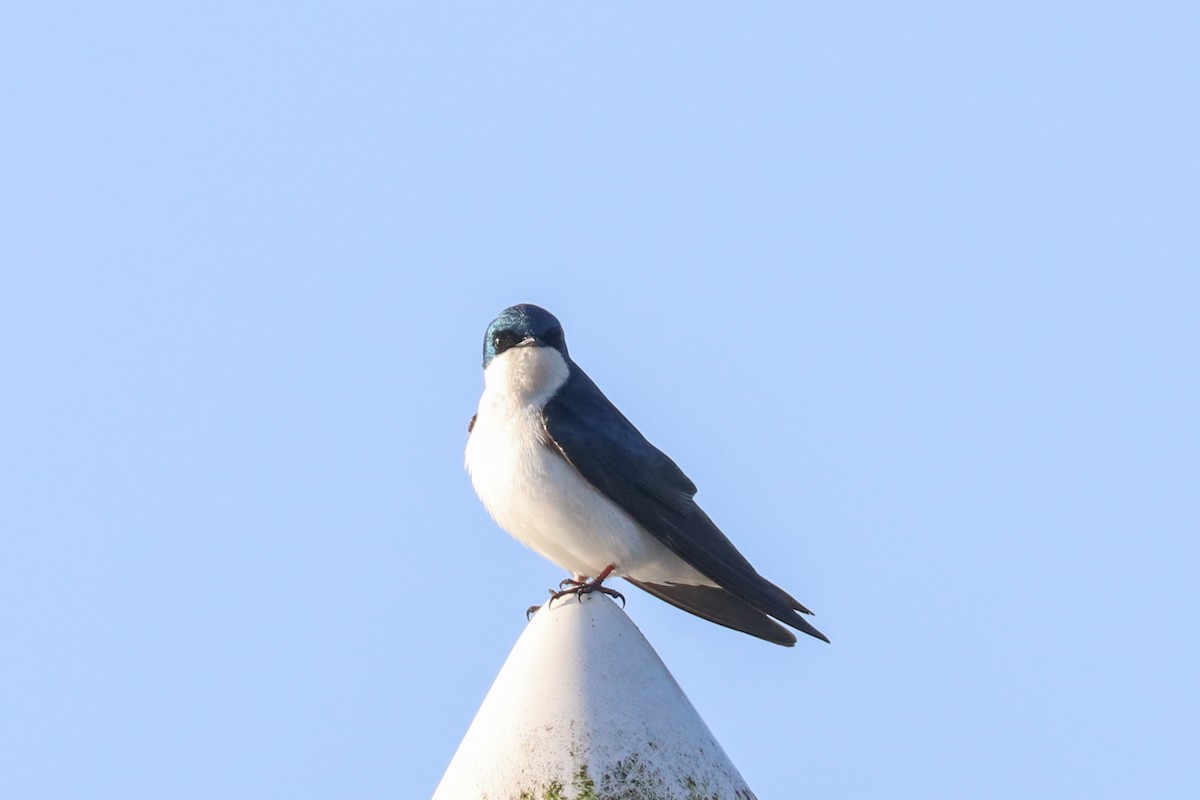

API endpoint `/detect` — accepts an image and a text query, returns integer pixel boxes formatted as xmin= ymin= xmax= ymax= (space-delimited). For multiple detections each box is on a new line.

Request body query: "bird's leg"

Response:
xmin=548 ymin=564 xmax=625 ymax=607
xmin=528 ymin=566 xmax=626 ymax=619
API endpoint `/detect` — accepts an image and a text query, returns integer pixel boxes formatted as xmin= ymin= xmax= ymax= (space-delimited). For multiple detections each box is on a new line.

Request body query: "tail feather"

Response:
xmin=626 ymin=579 xmax=829 ymax=646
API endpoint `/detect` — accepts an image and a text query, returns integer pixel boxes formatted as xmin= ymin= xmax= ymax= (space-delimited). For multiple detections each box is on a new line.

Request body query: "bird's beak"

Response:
xmin=516 ymin=336 xmax=539 ymax=347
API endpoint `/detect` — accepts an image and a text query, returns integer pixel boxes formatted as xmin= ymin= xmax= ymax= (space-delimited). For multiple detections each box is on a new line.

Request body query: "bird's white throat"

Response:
xmin=482 ymin=345 xmax=570 ymax=409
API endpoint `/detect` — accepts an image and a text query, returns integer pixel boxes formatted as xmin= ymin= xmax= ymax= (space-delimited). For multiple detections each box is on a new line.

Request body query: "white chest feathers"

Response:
xmin=464 ymin=345 xmax=711 ymax=584
xmin=465 ymin=345 xmax=596 ymax=572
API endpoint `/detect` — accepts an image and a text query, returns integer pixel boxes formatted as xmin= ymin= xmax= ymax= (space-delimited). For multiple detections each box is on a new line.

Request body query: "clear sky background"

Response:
xmin=2 ymin=4 xmax=1197 ymax=798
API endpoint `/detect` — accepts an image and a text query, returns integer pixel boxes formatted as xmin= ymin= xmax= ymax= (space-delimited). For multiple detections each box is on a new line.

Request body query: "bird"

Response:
xmin=464 ymin=303 xmax=828 ymax=646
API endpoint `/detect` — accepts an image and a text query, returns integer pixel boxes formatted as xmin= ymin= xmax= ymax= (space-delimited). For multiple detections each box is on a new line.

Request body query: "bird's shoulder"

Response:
xmin=542 ymin=363 xmax=698 ymax=506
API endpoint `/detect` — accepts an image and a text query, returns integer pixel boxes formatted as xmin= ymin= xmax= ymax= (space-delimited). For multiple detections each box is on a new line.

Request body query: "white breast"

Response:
xmin=464 ymin=346 xmax=711 ymax=585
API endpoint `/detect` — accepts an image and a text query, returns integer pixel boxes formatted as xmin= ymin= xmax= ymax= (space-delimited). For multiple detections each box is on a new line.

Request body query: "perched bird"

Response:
xmin=465 ymin=303 xmax=828 ymax=646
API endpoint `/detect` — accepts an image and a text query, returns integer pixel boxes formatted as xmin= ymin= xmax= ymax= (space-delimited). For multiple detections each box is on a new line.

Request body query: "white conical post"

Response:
xmin=433 ymin=592 xmax=756 ymax=800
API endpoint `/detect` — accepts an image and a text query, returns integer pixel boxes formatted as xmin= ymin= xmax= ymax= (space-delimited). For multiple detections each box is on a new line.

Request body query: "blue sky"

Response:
xmin=2 ymin=3 xmax=1197 ymax=798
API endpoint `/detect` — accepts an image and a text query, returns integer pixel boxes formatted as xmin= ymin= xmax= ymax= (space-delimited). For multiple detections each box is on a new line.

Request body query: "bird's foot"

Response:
xmin=526 ymin=580 xmax=585 ymax=619
xmin=547 ymin=565 xmax=625 ymax=607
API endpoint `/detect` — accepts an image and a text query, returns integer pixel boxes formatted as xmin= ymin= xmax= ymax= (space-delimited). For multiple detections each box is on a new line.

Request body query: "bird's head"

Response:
xmin=482 ymin=304 xmax=568 ymax=369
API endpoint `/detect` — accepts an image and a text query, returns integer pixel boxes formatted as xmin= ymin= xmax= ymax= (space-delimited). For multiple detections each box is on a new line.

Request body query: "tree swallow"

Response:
xmin=465 ymin=304 xmax=828 ymax=646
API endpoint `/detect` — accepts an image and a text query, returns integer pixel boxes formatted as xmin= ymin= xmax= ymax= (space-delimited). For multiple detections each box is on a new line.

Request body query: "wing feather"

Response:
xmin=541 ymin=363 xmax=827 ymax=643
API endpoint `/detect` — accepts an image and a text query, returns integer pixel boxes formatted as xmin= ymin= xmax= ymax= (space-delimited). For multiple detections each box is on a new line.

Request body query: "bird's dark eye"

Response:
xmin=492 ymin=329 xmax=521 ymax=355
xmin=542 ymin=327 xmax=563 ymax=349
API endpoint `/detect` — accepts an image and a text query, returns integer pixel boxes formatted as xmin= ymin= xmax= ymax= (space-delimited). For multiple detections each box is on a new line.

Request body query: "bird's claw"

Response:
xmin=590 ymin=584 xmax=626 ymax=607
xmin=547 ymin=580 xmax=625 ymax=608
xmin=529 ymin=566 xmax=623 ymax=617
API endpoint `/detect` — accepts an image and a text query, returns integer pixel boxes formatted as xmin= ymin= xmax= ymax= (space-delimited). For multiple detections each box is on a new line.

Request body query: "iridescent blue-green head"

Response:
xmin=482 ymin=304 xmax=568 ymax=368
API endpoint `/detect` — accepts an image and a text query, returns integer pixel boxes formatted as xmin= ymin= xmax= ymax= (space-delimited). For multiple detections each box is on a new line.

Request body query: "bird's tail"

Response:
xmin=626 ymin=579 xmax=828 ymax=646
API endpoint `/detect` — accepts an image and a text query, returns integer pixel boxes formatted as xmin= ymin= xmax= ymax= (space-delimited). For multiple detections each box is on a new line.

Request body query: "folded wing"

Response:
xmin=541 ymin=363 xmax=828 ymax=645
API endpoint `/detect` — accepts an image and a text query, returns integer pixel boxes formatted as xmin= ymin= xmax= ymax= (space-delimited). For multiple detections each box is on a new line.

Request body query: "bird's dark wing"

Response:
xmin=541 ymin=363 xmax=828 ymax=644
